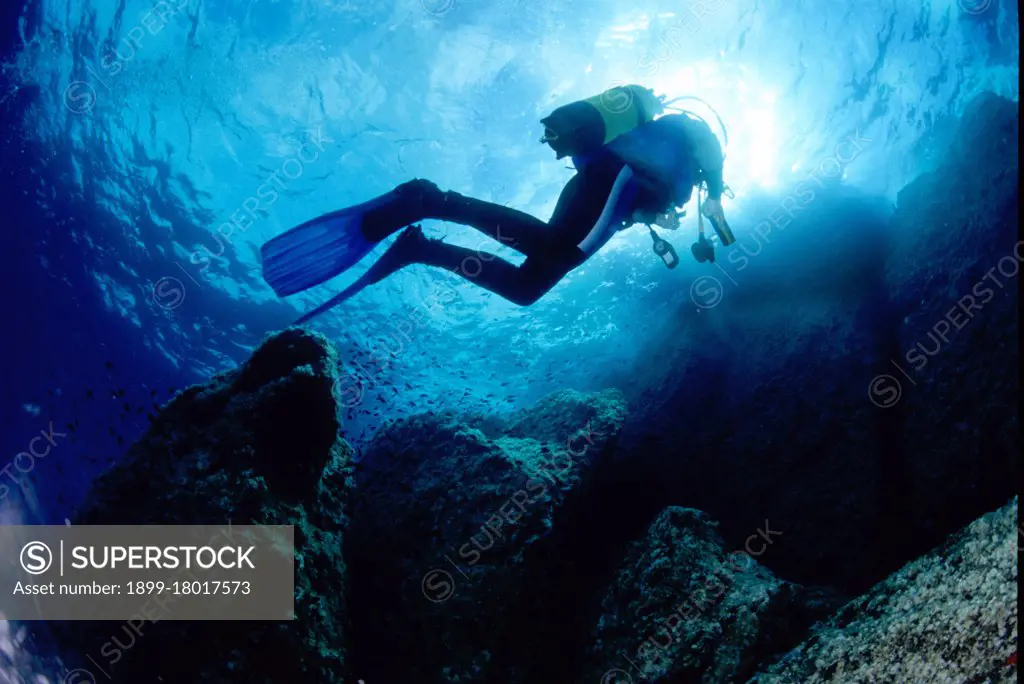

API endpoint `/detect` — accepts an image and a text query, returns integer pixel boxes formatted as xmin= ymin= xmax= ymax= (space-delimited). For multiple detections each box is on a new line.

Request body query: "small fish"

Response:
xmin=85 ymin=389 xmax=94 ymax=399
xmin=105 ymin=361 xmax=115 ymax=370
xmin=116 ymin=436 xmax=124 ymax=446
xmin=123 ymin=402 xmax=131 ymax=413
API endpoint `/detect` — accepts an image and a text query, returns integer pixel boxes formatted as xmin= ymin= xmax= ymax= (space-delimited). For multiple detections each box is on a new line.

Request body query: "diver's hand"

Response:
xmin=702 ymin=198 xmax=725 ymax=220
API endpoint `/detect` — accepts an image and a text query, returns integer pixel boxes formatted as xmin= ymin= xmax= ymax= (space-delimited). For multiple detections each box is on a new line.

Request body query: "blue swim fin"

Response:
xmin=261 ymin=190 xmax=402 ymax=297
xmin=293 ymin=225 xmax=427 ymax=325
xmin=293 ymin=275 xmax=373 ymax=325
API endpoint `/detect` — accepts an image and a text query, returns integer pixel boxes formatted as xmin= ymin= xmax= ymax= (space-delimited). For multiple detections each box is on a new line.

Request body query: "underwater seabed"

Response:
xmin=3 ymin=93 xmax=1019 ymax=683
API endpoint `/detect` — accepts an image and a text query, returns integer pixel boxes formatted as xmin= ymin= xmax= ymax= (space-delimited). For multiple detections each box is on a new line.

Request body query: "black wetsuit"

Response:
xmin=363 ymin=153 xmax=638 ymax=306
xmin=356 ymin=110 xmax=732 ymax=306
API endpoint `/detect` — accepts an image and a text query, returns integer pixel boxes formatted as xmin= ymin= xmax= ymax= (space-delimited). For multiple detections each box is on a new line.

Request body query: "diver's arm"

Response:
xmin=686 ymin=119 xmax=725 ymax=201
xmin=681 ymin=117 xmax=734 ymax=246
xmin=702 ymin=167 xmax=724 ymax=202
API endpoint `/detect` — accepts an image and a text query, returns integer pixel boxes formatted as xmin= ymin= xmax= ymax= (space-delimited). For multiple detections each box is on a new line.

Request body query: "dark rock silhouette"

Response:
xmin=579 ymin=506 xmax=846 ymax=683
xmin=604 ymin=92 xmax=1019 ymax=594
xmin=53 ymin=329 xmax=354 ymax=683
xmin=26 ymin=94 xmax=1018 ymax=684
xmin=750 ymin=497 xmax=1018 ymax=683
xmin=882 ymin=92 xmax=1019 ymax=556
xmin=348 ymin=388 xmax=627 ymax=682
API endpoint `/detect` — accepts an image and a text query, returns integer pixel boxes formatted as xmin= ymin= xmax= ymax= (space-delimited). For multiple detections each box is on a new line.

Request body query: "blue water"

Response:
xmin=0 ymin=0 xmax=1018 ymax=679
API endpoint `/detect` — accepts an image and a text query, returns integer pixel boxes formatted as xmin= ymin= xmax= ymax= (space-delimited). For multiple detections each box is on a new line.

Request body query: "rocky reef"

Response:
xmin=603 ymin=92 xmax=1020 ymax=594
xmin=31 ymin=324 xmax=1017 ymax=684
xmin=882 ymin=92 xmax=1019 ymax=549
xmin=21 ymin=93 xmax=1018 ymax=684
xmin=750 ymin=497 xmax=1018 ymax=684
xmin=347 ymin=388 xmax=629 ymax=682
xmin=578 ymin=507 xmax=844 ymax=683
xmin=51 ymin=329 xmax=354 ymax=683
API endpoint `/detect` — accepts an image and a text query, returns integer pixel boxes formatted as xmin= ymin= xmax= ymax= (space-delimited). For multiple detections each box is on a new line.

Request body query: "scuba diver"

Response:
xmin=261 ymin=85 xmax=736 ymax=323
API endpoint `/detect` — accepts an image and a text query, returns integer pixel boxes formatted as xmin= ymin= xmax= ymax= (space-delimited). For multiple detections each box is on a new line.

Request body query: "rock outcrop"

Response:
xmin=18 ymin=95 xmax=1017 ymax=684
xmin=53 ymin=329 xmax=354 ymax=683
xmin=580 ymin=507 xmax=845 ymax=684
xmin=749 ymin=497 xmax=1018 ymax=683
xmin=348 ymin=388 xmax=628 ymax=683
xmin=881 ymin=92 xmax=1020 ymax=554
xmin=605 ymin=93 xmax=1019 ymax=594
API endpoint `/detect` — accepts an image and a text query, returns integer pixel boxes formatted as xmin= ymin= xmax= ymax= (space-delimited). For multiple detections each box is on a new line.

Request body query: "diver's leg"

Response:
xmin=362 ymin=181 xmax=554 ymax=254
xmin=359 ymin=180 xmax=444 ymax=242
xmin=366 ymin=225 xmax=581 ymax=306
xmin=360 ymin=179 xmax=555 ymax=255
xmin=428 ymin=163 xmax=619 ymax=256
xmin=414 ymin=241 xmax=580 ymax=306
xmin=426 ymin=191 xmax=554 ymax=255
xmin=362 ymin=156 xmax=624 ymax=256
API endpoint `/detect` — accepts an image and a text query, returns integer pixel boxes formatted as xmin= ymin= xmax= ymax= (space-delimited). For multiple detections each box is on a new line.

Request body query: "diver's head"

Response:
xmin=539 ymin=124 xmax=573 ymax=160
xmin=539 ymin=100 xmax=606 ymax=160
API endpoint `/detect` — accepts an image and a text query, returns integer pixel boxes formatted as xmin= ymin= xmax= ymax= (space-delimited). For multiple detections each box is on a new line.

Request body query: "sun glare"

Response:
xmin=646 ymin=65 xmax=783 ymax=191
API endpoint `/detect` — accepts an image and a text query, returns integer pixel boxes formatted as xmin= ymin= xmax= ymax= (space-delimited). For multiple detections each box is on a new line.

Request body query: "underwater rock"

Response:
xmin=52 ymin=328 xmax=354 ymax=683
xmin=610 ymin=92 xmax=1019 ymax=594
xmin=749 ymin=497 xmax=1019 ymax=683
xmin=612 ymin=275 xmax=885 ymax=594
xmin=348 ymin=388 xmax=627 ymax=683
xmin=883 ymin=92 xmax=1019 ymax=554
xmin=580 ymin=506 xmax=845 ymax=684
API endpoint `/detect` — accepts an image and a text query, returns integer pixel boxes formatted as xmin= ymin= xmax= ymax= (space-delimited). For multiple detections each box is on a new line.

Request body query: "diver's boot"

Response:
xmin=364 ymin=224 xmax=430 ymax=284
xmin=360 ymin=179 xmax=445 ymax=242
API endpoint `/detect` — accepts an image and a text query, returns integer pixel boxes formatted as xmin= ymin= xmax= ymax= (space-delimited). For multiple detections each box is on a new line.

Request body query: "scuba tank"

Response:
xmin=540 ymin=85 xmax=664 ymax=160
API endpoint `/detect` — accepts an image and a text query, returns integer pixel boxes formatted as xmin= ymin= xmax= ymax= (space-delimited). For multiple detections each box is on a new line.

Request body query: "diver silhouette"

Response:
xmin=260 ymin=85 xmax=735 ymax=323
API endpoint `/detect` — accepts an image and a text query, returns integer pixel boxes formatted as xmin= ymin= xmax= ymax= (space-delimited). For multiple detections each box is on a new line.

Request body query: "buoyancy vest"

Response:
xmin=569 ymin=114 xmax=701 ymax=257
xmin=574 ymin=114 xmax=697 ymax=215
